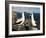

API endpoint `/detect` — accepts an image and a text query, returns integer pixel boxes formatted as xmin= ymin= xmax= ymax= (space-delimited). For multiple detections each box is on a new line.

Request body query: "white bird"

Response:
xmin=31 ymin=13 xmax=36 ymax=26
xmin=16 ymin=12 xmax=25 ymax=25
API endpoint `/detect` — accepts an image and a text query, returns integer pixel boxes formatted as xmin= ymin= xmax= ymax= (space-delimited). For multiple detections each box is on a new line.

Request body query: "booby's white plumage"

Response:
xmin=31 ymin=13 xmax=36 ymax=26
xmin=16 ymin=12 xmax=25 ymax=25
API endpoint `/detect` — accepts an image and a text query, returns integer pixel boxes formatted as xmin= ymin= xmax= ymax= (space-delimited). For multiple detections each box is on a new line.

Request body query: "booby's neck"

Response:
xmin=22 ymin=12 xmax=25 ymax=18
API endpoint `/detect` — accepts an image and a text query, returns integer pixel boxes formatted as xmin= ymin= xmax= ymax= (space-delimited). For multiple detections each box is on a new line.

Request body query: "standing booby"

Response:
xmin=16 ymin=12 xmax=25 ymax=25
xmin=30 ymin=13 xmax=37 ymax=30
xmin=31 ymin=13 xmax=36 ymax=26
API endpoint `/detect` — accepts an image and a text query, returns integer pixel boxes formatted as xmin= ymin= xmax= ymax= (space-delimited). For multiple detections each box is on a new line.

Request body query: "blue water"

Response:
xmin=16 ymin=12 xmax=40 ymax=21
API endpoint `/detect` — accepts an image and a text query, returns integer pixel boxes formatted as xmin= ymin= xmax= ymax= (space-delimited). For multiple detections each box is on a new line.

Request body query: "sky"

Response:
xmin=12 ymin=7 xmax=40 ymax=13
